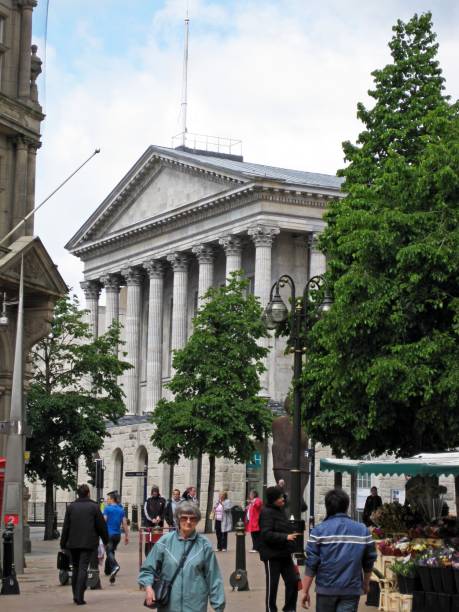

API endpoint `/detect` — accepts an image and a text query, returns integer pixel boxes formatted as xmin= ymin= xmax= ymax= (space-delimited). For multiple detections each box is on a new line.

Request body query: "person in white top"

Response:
xmin=213 ymin=491 xmax=232 ymax=552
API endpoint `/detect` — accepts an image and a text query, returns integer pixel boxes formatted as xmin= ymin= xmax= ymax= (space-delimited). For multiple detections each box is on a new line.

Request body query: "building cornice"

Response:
xmin=70 ymin=183 xmax=341 ymax=260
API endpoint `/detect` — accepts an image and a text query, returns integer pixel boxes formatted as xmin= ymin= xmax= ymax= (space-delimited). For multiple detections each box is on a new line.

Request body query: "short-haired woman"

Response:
xmin=245 ymin=489 xmax=263 ymax=552
xmin=213 ymin=491 xmax=232 ymax=552
xmin=138 ymin=501 xmax=225 ymax=611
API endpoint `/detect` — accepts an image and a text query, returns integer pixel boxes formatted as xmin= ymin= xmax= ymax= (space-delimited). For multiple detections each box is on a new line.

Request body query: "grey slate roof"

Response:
xmin=153 ymin=146 xmax=343 ymax=190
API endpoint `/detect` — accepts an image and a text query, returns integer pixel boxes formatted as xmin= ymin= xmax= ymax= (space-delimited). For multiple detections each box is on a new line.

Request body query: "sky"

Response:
xmin=31 ymin=0 xmax=459 ymax=300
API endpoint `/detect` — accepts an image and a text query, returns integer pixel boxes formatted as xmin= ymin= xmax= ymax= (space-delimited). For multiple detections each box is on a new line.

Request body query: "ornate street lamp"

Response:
xmin=263 ymin=274 xmax=332 ymax=562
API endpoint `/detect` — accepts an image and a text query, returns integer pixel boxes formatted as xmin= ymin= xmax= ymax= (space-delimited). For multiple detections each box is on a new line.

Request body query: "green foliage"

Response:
xmin=26 ymin=295 xmax=131 ymax=490
xmin=302 ymin=13 xmax=459 ymax=457
xmin=150 ymin=273 xmax=272 ymax=464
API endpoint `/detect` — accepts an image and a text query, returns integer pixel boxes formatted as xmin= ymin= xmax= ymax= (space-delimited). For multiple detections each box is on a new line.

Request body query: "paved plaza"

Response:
xmin=1 ymin=527 xmax=374 ymax=611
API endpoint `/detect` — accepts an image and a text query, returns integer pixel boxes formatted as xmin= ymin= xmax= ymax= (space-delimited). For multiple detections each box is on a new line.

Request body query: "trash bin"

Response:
xmin=230 ymin=505 xmax=245 ymax=530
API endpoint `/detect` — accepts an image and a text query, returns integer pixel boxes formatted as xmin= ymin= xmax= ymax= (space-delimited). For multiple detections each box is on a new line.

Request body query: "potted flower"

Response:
xmin=415 ymin=554 xmax=434 ymax=592
xmin=390 ymin=558 xmax=416 ymax=594
xmin=438 ymin=549 xmax=455 ymax=594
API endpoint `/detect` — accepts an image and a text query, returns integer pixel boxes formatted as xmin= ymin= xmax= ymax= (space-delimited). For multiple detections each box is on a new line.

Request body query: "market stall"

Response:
xmin=320 ymin=452 xmax=459 ymax=612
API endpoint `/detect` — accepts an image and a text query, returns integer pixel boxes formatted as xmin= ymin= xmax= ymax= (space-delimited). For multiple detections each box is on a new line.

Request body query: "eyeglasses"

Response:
xmin=179 ymin=515 xmax=198 ymax=523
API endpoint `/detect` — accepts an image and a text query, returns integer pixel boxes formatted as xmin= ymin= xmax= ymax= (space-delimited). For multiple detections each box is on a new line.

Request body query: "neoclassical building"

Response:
xmin=64 ymin=144 xmax=343 ymax=514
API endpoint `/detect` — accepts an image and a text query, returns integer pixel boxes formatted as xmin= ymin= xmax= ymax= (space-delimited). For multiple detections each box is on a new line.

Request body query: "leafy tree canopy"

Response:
xmin=302 ymin=13 xmax=459 ymax=458
xmin=26 ymin=295 xmax=131 ymax=491
xmin=150 ymin=273 xmax=272 ymax=464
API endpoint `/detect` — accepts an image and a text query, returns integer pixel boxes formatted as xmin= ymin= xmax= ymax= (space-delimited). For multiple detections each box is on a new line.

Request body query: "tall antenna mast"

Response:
xmin=180 ymin=11 xmax=190 ymax=147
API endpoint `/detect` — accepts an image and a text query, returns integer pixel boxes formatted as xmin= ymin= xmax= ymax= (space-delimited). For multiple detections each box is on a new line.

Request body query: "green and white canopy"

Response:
xmin=320 ymin=452 xmax=459 ymax=478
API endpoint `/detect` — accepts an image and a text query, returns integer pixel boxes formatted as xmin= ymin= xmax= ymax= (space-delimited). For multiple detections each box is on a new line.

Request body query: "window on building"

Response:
xmin=357 ymin=473 xmax=371 ymax=489
xmin=0 ymin=16 xmax=5 ymax=45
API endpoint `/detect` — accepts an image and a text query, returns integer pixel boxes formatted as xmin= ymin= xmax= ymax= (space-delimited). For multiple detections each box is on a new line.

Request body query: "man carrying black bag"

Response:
xmin=60 ymin=483 xmax=109 ymax=605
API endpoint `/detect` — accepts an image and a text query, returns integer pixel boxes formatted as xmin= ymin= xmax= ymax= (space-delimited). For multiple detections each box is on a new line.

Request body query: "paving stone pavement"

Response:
xmin=1 ymin=528 xmax=374 ymax=611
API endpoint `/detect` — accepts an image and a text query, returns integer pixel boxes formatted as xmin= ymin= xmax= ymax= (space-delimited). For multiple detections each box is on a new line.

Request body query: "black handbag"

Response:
xmin=148 ymin=537 xmax=196 ymax=609
xmin=57 ymin=550 xmax=70 ymax=571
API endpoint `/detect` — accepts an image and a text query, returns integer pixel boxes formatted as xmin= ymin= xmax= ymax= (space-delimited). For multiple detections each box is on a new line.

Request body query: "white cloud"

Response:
xmin=34 ymin=0 xmax=459 ymax=299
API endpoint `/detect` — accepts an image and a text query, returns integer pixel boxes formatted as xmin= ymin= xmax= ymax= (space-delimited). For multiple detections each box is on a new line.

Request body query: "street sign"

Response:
xmin=4 ymin=513 xmax=19 ymax=525
xmin=125 ymin=471 xmax=146 ymax=477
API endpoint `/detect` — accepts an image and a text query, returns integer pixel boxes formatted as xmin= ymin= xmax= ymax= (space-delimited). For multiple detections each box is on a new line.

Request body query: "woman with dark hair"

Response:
xmin=138 ymin=501 xmax=225 ymax=611
xmin=259 ymin=486 xmax=298 ymax=612
xmin=245 ymin=489 xmax=263 ymax=552
xmin=144 ymin=485 xmax=166 ymax=528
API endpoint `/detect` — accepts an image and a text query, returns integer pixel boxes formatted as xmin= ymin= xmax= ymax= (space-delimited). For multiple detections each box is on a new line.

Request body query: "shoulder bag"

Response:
xmin=148 ymin=536 xmax=197 ymax=608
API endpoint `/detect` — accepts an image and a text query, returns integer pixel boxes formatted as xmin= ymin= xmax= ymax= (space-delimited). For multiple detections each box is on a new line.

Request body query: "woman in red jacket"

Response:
xmin=245 ymin=489 xmax=263 ymax=552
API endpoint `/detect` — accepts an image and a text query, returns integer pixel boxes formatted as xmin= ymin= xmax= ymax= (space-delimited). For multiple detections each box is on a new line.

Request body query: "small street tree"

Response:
xmin=26 ymin=295 xmax=131 ymax=539
xmin=150 ymin=274 xmax=272 ymax=531
xmin=302 ymin=13 xmax=459 ymax=458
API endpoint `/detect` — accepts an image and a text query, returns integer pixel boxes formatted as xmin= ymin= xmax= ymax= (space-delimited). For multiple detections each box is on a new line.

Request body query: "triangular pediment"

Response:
xmin=66 ymin=146 xmax=247 ymax=250
xmin=0 ymin=236 xmax=68 ymax=297
xmin=101 ymin=163 xmax=228 ymax=238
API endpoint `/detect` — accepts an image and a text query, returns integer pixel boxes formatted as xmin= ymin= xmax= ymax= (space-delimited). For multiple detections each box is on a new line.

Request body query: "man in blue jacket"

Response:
xmin=302 ymin=488 xmax=376 ymax=611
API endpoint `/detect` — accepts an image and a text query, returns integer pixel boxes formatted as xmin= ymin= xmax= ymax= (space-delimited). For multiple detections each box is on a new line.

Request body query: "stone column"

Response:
xmin=249 ymin=225 xmax=280 ymax=396
xmin=25 ymin=143 xmax=38 ymax=235
xmin=143 ymin=260 xmax=166 ymax=412
xmin=100 ymin=274 xmax=121 ymax=332
xmin=12 ymin=137 xmax=29 ymax=234
xmin=18 ymin=1 xmax=35 ymax=99
xmin=80 ymin=280 xmax=101 ymax=338
xmin=192 ymin=244 xmax=214 ymax=300
xmin=121 ymin=266 xmax=144 ymax=415
xmin=309 ymin=232 xmax=326 ymax=278
xmin=167 ymin=254 xmax=189 ymax=356
xmin=219 ymin=235 xmax=242 ymax=282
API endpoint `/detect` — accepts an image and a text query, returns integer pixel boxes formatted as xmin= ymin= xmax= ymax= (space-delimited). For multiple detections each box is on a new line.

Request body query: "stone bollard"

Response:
xmin=1 ymin=522 xmax=20 ymax=595
xmin=131 ymin=504 xmax=139 ymax=532
xmin=229 ymin=518 xmax=249 ymax=591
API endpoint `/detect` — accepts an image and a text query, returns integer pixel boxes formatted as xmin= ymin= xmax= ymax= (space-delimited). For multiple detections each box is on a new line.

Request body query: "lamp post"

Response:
xmin=263 ymin=274 xmax=331 ymax=561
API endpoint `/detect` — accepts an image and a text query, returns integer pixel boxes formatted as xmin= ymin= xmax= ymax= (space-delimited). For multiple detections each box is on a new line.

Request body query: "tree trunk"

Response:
xmin=196 ymin=453 xmax=202 ymax=505
xmin=44 ymin=478 xmax=56 ymax=540
xmin=204 ymin=456 xmax=216 ymax=534
xmin=455 ymin=476 xmax=459 ymax=517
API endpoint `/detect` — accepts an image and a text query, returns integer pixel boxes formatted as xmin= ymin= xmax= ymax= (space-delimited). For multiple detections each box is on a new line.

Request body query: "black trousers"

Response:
xmin=105 ymin=534 xmax=121 ymax=574
xmin=251 ymin=530 xmax=261 ymax=551
xmin=263 ymin=557 xmax=298 ymax=612
xmin=70 ymin=548 xmax=93 ymax=603
xmin=215 ymin=520 xmax=228 ymax=550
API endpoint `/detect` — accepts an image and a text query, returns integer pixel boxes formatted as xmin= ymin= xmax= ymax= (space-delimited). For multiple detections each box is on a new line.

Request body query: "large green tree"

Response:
xmin=26 ymin=295 xmax=131 ymax=539
xmin=150 ymin=274 xmax=272 ymax=531
xmin=302 ymin=13 xmax=459 ymax=458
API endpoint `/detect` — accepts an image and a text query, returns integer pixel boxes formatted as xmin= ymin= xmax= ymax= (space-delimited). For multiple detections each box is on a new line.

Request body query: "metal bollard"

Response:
xmin=1 ymin=522 xmax=20 ymax=595
xmin=229 ymin=518 xmax=249 ymax=591
xmin=131 ymin=504 xmax=139 ymax=531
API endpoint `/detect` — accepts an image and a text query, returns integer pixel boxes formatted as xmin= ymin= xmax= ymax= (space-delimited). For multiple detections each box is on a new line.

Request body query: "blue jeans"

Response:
xmin=316 ymin=594 xmax=360 ymax=612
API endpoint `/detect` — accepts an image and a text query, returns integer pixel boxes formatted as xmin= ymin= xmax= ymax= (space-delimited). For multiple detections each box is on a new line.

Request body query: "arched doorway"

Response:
xmin=112 ymin=448 xmax=124 ymax=498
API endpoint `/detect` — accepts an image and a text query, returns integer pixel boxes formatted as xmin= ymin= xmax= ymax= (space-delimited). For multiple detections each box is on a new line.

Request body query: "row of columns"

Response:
xmin=81 ymin=226 xmax=322 ymax=415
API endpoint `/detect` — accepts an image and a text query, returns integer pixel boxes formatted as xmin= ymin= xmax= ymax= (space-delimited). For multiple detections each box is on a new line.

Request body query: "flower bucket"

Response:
xmin=453 ymin=568 xmax=459 ymax=594
xmin=431 ymin=567 xmax=443 ymax=593
xmin=440 ymin=566 xmax=455 ymax=595
xmin=412 ymin=591 xmax=425 ymax=612
xmin=404 ymin=575 xmax=416 ymax=594
xmin=397 ymin=574 xmax=407 ymax=594
xmin=451 ymin=594 xmax=459 ymax=612
xmin=425 ymin=592 xmax=439 ymax=609
xmin=437 ymin=593 xmax=451 ymax=612
xmin=417 ymin=566 xmax=433 ymax=592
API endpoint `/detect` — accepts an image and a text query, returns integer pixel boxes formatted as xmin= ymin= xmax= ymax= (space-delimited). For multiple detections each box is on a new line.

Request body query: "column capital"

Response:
xmin=80 ymin=279 xmax=101 ymax=300
xmin=100 ymin=273 xmax=122 ymax=291
xmin=308 ymin=231 xmax=323 ymax=252
xmin=143 ymin=259 xmax=166 ymax=279
xmin=219 ymin=235 xmax=242 ymax=256
xmin=248 ymin=225 xmax=280 ymax=247
xmin=167 ymin=252 xmax=189 ymax=272
xmin=192 ymin=244 xmax=214 ymax=264
xmin=121 ymin=266 xmax=143 ymax=286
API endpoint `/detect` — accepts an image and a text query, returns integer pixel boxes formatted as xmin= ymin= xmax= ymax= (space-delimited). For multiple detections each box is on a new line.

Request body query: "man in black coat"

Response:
xmin=259 ymin=485 xmax=298 ymax=612
xmin=60 ymin=483 xmax=108 ymax=605
xmin=362 ymin=486 xmax=383 ymax=526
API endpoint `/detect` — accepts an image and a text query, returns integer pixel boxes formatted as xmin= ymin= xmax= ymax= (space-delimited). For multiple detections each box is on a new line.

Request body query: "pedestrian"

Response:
xmin=138 ymin=501 xmax=225 ymax=611
xmin=213 ymin=490 xmax=232 ymax=552
xmin=182 ymin=485 xmax=199 ymax=504
xmin=245 ymin=489 xmax=263 ymax=552
xmin=60 ymin=483 xmax=108 ymax=606
xmin=362 ymin=486 xmax=383 ymax=526
xmin=144 ymin=485 xmax=166 ymax=528
xmin=258 ymin=485 xmax=298 ymax=612
xmin=302 ymin=488 xmax=377 ymax=611
xmin=103 ymin=491 xmax=129 ymax=583
xmin=165 ymin=488 xmax=182 ymax=529
xmin=278 ymin=478 xmax=307 ymax=516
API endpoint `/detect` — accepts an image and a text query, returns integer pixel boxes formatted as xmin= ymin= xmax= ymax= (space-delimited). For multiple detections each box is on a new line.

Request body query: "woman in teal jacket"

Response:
xmin=138 ymin=501 xmax=225 ymax=611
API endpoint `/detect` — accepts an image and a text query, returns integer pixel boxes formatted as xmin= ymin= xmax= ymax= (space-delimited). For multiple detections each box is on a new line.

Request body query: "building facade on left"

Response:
xmin=0 ymin=0 xmax=67 ymax=568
